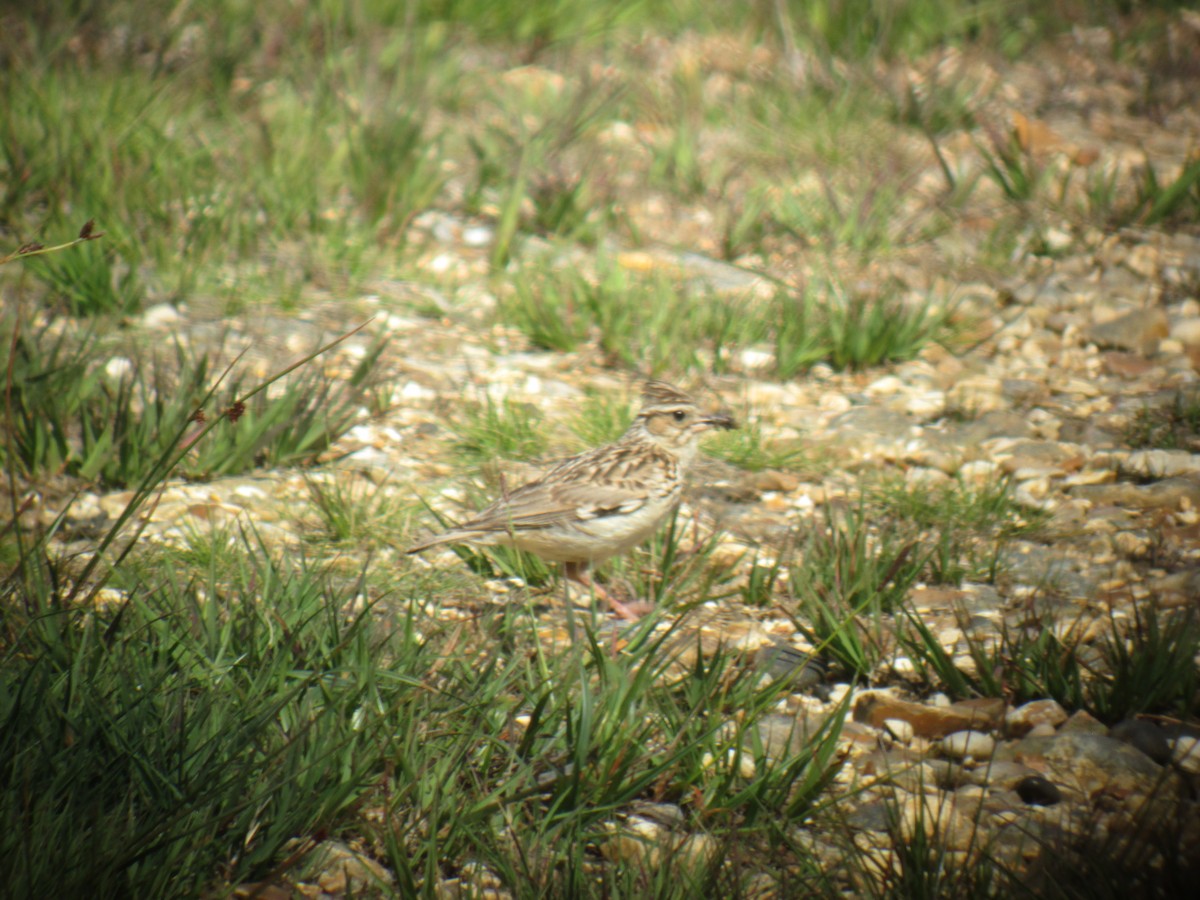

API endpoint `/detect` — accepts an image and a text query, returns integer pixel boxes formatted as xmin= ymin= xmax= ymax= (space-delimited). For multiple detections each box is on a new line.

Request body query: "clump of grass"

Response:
xmin=833 ymin=782 xmax=999 ymax=899
xmin=346 ymin=109 xmax=446 ymax=238
xmin=772 ymin=173 xmax=909 ymax=259
xmin=499 ymin=260 xmax=707 ymax=375
xmin=704 ymin=418 xmax=809 ymax=472
xmin=451 ymin=393 xmax=548 ymax=461
xmin=498 ymin=265 xmax=594 ymax=353
xmin=184 ymin=356 xmax=380 ymax=478
xmin=498 ymin=263 xmax=951 ymax=379
xmin=303 ymin=471 xmax=416 ymax=547
xmin=1124 ymin=156 xmax=1200 ymax=227
xmin=0 ymin=319 xmax=385 ymax=487
xmin=819 ymin=285 xmax=948 ymax=372
xmin=899 ymin=602 xmax=1200 ymax=722
xmin=1089 ymin=604 xmax=1200 ymax=722
xmin=23 ymin=239 xmax=141 ymax=317
xmin=786 ymin=474 xmax=1034 ymax=685
xmin=2 ymin=230 xmax=410 ymax=893
xmin=773 ymin=287 xmax=832 ymax=379
xmin=1123 ymin=391 xmax=1200 ymax=451
xmin=867 ymin=474 xmax=1043 ymax=585
xmin=787 ymin=504 xmax=925 ymax=680
xmin=975 ymin=127 xmax=1048 ymax=203
xmin=740 ymin=551 xmax=788 ymax=608
xmin=566 ymin=388 xmax=633 ymax=448
xmin=899 ymin=606 xmax=1085 ymax=703
xmin=0 ymin=535 xmax=429 ymax=897
xmin=1 ymin=20 xmax=450 ymax=307
xmin=616 ymin=507 xmax=733 ymax=608
xmin=718 ymin=186 xmax=774 ymax=261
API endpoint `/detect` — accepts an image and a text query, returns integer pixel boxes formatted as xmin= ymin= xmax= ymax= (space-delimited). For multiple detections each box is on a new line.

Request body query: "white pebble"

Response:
xmin=400 ymin=381 xmax=436 ymax=400
xmin=104 ymin=356 xmax=135 ymax=382
xmin=1172 ymin=736 xmax=1200 ymax=775
xmin=462 ymin=225 xmax=494 ymax=247
xmin=941 ymin=730 xmax=995 ymax=761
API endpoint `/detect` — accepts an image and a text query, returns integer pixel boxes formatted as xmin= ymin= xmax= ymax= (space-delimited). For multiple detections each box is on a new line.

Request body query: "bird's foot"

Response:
xmin=563 ymin=563 xmax=653 ymax=621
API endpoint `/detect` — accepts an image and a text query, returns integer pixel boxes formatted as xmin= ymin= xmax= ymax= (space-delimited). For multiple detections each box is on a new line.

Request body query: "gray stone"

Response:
xmin=1087 ymin=307 xmax=1169 ymax=353
xmin=1069 ymin=476 xmax=1200 ymax=509
xmin=1109 ymin=719 xmax=1171 ymax=765
xmin=1004 ymin=731 xmax=1166 ymax=796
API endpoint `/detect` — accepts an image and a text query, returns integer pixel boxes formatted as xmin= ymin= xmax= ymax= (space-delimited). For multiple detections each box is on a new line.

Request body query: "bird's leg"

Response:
xmin=563 ymin=561 xmax=650 ymax=622
xmin=561 ymin=564 xmax=578 ymax=642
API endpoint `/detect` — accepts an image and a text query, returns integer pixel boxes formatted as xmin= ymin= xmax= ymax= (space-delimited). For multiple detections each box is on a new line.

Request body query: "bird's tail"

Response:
xmin=406 ymin=530 xmax=480 ymax=554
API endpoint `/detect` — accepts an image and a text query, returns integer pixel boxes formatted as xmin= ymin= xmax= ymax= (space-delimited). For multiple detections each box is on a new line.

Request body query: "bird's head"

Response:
xmin=632 ymin=380 xmax=736 ymax=456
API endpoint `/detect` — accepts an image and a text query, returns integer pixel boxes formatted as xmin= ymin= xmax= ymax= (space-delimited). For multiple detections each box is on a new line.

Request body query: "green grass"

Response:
xmin=704 ymin=417 xmax=810 ymax=472
xmin=0 ymin=310 xmax=385 ymax=487
xmin=497 ymin=262 xmax=953 ymax=378
xmin=1 ymin=530 xmax=419 ymax=897
xmin=451 ymin=392 xmax=549 ymax=461
xmin=565 ymin=388 xmax=635 ymax=449
xmin=0 ymin=11 xmax=453 ymax=308
xmin=1 ymin=514 xmax=852 ymax=896
xmin=5 ymin=2 xmax=1200 ymax=895
xmin=303 ymin=471 xmax=417 ymax=548
xmin=1123 ymin=390 xmax=1200 ymax=451
xmin=867 ymin=474 xmax=1044 ymax=585
xmin=772 ymin=172 xmax=912 ymax=259
xmin=786 ymin=503 xmax=925 ymax=680
xmin=899 ymin=603 xmax=1200 ymax=722
xmin=782 ymin=474 xmax=1044 ymax=682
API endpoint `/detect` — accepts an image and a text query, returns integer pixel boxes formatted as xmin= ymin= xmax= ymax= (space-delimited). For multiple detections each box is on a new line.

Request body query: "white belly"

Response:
xmin=503 ymin=495 xmax=678 ymax=564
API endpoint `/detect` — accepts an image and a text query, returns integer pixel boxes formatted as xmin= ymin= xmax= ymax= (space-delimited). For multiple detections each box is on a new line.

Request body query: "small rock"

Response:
xmin=142 ymin=302 xmax=182 ymax=328
xmin=1087 ymin=307 xmax=1169 ymax=354
xmin=825 ymin=407 xmax=917 ymax=451
xmin=941 ymin=730 xmax=996 ymax=761
xmin=309 ymin=839 xmax=393 ymax=894
xmin=854 ymin=693 xmax=1005 ymax=739
xmin=462 ymin=225 xmax=494 ymax=247
xmin=1102 ymin=351 xmax=1157 ymax=377
xmin=946 ymin=376 xmax=1007 ymax=414
xmin=1122 ymin=450 xmax=1200 ymax=479
xmin=104 ymin=356 xmax=135 ymax=382
xmin=884 ymin=718 xmax=915 ymax=744
xmin=1170 ymin=317 xmax=1200 ymax=347
xmin=896 ymin=390 xmax=945 ymax=418
xmin=630 ymin=801 xmax=686 ymax=828
xmin=1006 ymin=731 xmax=1167 ymax=797
xmin=897 ymin=791 xmax=983 ymax=851
xmin=1056 ymin=710 xmax=1108 ymax=735
xmin=1109 ymin=719 xmax=1171 ymax=765
xmin=846 ymin=794 xmax=902 ymax=832
xmin=1005 ymin=699 xmax=1068 ymax=736
xmin=744 ymin=712 xmax=837 ymax=762
xmin=1171 ymin=736 xmax=1200 ymax=774
xmin=675 ymin=833 xmax=720 ymax=869
xmin=1070 ymin=477 xmax=1200 ymax=510
xmin=755 ymin=643 xmax=825 ymax=691
xmin=1014 ymin=774 xmax=1062 ymax=806
xmin=600 ymin=816 xmax=669 ymax=867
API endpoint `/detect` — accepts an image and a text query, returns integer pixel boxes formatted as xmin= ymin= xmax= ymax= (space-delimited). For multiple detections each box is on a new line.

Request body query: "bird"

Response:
xmin=407 ymin=380 xmax=736 ymax=619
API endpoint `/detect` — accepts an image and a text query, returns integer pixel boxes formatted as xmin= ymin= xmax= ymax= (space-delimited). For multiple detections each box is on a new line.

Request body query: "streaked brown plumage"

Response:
xmin=407 ymin=380 xmax=735 ymax=618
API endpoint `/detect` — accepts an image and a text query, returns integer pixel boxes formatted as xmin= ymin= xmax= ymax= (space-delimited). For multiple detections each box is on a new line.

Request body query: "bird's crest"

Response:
xmin=639 ymin=380 xmax=695 ymax=411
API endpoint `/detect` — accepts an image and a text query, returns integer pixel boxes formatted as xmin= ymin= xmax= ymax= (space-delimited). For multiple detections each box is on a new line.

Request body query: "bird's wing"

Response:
xmin=458 ymin=443 xmax=677 ymax=532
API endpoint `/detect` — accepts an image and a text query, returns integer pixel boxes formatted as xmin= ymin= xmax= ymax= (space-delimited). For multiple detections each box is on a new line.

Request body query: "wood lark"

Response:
xmin=407 ymin=381 xmax=736 ymax=619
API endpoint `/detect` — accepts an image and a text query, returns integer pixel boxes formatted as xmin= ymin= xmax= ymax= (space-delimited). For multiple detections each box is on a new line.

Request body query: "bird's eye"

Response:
xmin=672 ymin=410 xmax=687 ymax=422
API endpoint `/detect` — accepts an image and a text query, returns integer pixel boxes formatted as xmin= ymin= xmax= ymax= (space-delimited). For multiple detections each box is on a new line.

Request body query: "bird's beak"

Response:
xmin=703 ymin=410 xmax=737 ymax=431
